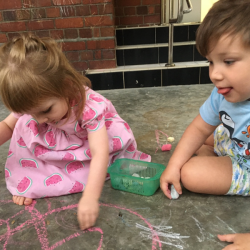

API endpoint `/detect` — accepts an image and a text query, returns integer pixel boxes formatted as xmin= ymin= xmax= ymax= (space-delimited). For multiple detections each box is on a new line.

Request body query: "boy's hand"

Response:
xmin=218 ymin=233 xmax=250 ymax=250
xmin=77 ymin=196 xmax=99 ymax=230
xmin=160 ymin=164 xmax=182 ymax=199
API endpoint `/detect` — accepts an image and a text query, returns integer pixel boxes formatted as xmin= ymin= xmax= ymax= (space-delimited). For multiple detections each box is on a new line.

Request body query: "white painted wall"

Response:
xmin=164 ymin=0 xmax=219 ymax=23
xmin=182 ymin=0 xmax=201 ymax=23
xmin=201 ymin=0 xmax=218 ymax=21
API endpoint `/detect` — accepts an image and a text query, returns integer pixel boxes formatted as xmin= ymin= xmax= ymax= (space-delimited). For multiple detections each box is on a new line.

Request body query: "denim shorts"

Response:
xmin=214 ymin=124 xmax=250 ymax=196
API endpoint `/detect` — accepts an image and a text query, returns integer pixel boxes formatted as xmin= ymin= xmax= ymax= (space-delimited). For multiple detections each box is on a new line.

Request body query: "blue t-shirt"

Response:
xmin=200 ymin=87 xmax=250 ymax=169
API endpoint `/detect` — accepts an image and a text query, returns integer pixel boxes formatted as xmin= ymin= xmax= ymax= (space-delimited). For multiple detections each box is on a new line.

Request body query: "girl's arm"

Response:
xmin=83 ymin=125 xmax=109 ymax=200
xmin=77 ymin=125 xmax=109 ymax=230
xmin=160 ymin=114 xmax=217 ymax=198
xmin=0 ymin=113 xmax=18 ymax=145
xmin=218 ymin=233 xmax=250 ymax=249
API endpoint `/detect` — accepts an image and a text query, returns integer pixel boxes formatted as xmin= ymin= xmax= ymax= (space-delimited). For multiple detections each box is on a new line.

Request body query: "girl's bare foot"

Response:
xmin=13 ymin=195 xmax=33 ymax=206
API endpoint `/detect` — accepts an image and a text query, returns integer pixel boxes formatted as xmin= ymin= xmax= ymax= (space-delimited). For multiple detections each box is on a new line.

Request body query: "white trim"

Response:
xmin=86 ymin=61 xmax=209 ymax=75
xmin=115 ymin=22 xmax=201 ymax=30
xmin=116 ymin=41 xmax=196 ymax=50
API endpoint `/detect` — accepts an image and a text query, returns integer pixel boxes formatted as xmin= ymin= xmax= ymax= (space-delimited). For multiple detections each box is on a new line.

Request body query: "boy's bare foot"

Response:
xmin=13 ymin=195 xmax=33 ymax=206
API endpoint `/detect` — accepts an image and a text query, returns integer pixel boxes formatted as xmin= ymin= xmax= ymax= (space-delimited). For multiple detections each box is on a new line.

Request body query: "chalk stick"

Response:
xmin=167 ymin=137 xmax=175 ymax=142
xmin=132 ymin=173 xmax=140 ymax=177
xmin=171 ymin=185 xmax=179 ymax=199
xmin=161 ymin=144 xmax=172 ymax=151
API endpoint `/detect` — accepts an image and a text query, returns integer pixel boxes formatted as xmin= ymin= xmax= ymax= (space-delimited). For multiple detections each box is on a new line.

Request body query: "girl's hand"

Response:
xmin=160 ymin=164 xmax=182 ymax=199
xmin=77 ymin=196 xmax=99 ymax=230
xmin=218 ymin=233 xmax=250 ymax=250
xmin=77 ymin=126 xmax=108 ymax=230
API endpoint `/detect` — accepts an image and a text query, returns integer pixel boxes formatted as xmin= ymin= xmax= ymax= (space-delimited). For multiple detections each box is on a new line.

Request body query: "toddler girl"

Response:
xmin=0 ymin=33 xmax=151 ymax=230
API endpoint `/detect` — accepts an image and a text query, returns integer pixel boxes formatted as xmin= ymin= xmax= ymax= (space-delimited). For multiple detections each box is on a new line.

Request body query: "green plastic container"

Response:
xmin=107 ymin=158 xmax=166 ymax=196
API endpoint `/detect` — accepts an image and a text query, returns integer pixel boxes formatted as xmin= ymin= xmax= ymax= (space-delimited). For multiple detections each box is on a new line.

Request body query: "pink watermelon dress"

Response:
xmin=5 ymin=88 xmax=151 ymax=198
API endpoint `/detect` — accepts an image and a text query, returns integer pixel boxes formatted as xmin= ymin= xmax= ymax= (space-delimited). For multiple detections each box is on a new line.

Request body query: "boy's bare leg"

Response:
xmin=13 ymin=196 xmax=33 ymax=205
xmin=195 ymin=133 xmax=217 ymax=156
xmin=181 ymin=155 xmax=232 ymax=195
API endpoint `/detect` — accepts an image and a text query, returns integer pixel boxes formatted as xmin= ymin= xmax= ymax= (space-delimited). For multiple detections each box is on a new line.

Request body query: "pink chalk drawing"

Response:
xmin=0 ymin=199 xmax=162 ymax=250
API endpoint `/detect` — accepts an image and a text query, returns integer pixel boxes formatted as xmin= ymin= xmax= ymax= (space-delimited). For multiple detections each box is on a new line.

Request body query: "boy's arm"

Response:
xmin=160 ymin=114 xmax=217 ymax=198
xmin=0 ymin=113 xmax=18 ymax=145
xmin=168 ymin=114 xmax=216 ymax=168
xmin=77 ymin=125 xmax=109 ymax=230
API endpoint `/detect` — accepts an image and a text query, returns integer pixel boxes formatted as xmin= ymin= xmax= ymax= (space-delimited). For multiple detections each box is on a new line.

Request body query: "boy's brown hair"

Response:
xmin=0 ymin=33 xmax=91 ymax=121
xmin=196 ymin=0 xmax=250 ymax=57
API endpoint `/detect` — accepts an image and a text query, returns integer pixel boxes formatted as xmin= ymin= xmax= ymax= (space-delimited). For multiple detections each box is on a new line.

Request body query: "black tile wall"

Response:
xmin=159 ymin=47 xmax=168 ymax=63
xmin=173 ymin=45 xmax=193 ymax=62
xmin=87 ymin=67 xmax=207 ymax=90
xmin=87 ymin=72 xmax=124 ymax=90
xmin=162 ymin=67 xmax=199 ymax=86
xmin=159 ymin=45 xmax=195 ymax=64
xmin=194 ymin=46 xmax=206 ymax=61
xmin=117 ymin=25 xmax=200 ymax=46
xmin=188 ymin=24 xmax=199 ymax=41
xmin=116 ymin=50 xmax=124 ymax=66
xmin=87 ymin=24 xmax=206 ymax=90
xmin=174 ymin=25 xmax=189 ymax=42
xmin=116 ymin=25 xmax=202 ymax=66
xmin=124 ymin=70 xmax=161 ymax=88
xmin=118 ymin=45 xmax=200 ymax=66
xmin=125 ymin=28 xmax=155 ymax=46
xmin=116 ymin=29 xmax=123 ymax=46
xmin=116 ymin=28 xmax=155 ymax=46
xmin=123 ymin=48 xmax=158 ymax=65
xmin=156 ymin=27 xmax=169 ymax=43
xmin=200 ymin=67 xmax=211 ymax=84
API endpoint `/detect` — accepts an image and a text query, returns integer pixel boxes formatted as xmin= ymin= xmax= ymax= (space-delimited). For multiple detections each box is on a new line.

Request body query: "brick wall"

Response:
xmin=0 ymin=0 xmax=116 ymax=71
xmin=114 ymin=0 xmax=161 ymax=27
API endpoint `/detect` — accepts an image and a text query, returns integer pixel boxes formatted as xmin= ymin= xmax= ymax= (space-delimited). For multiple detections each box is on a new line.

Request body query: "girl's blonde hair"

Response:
xmin=0 ymin=33 xmax=91 ymax=121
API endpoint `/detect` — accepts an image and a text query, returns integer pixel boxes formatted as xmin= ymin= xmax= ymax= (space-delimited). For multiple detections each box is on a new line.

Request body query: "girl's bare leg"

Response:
xmin=181 ymin=155 xmax=232 ymax=195
xmin=13 ymin=195 xmax=33 ymax=206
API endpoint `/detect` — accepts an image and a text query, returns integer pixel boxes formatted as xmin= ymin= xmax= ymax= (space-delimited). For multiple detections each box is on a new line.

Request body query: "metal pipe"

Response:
xmin=164 ymin=0 xmax=193 ymax=67
xmin=166 ymin=24 xmax=175 ymax=66
xmin=177 ymin=0 xmax=184 ymax=23
xmin=170 ymin=0 xmax=174 ymax=19
xmin=161 ymin=0 xmax=166 ymax=24
xmin=166 ymin=0 xmax=175 ymax=66
xmin=184 ymin=0 xmax=193 ymax=13
xmin=169 ymin=0 xmax=177 ymax=23
xmin=162 ymin=0 xmax=193 ymax=24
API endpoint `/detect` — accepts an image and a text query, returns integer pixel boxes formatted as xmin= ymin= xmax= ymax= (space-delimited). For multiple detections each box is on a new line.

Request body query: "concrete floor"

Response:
xmin=0 ymin=84 xmax=248 ymax=250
